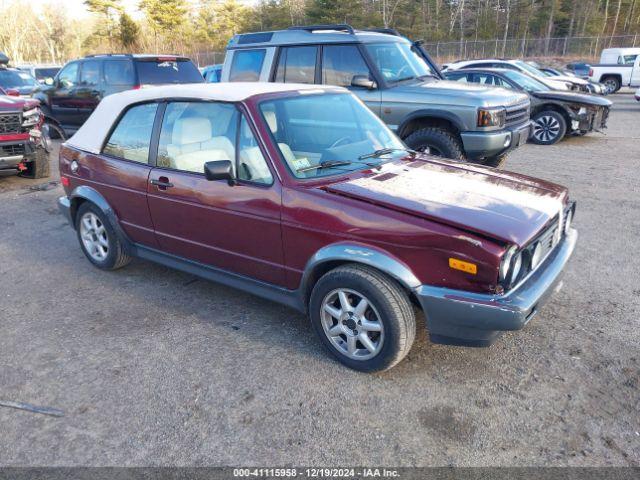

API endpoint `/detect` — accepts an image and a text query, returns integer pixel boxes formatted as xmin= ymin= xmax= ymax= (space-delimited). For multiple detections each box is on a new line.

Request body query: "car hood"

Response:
xmin=553 ymin=75 xmax=589 ymax=85
xmin=0 ymin=94 xmax=37 ymax=110
xmin=531 ymin=90 xmax=612 ymax=106
xmin=323 ymin=157 xmax=568 ymax=247
xmin=392 ymin=79 xmax=528 ymax=107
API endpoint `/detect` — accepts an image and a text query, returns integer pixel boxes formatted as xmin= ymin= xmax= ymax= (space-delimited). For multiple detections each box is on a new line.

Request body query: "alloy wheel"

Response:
xmin=603 ymin=79 xmax=618 ymax=94
xmin=320 ymin=288 xmax=384 ymax=360
xmin=79 ymin=212 xmax=109 ymax=261
xmin=533 ymin=115 xmax=561 ymax=143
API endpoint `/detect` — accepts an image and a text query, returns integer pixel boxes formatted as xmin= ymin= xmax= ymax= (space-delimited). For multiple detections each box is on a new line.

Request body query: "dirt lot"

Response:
xmin=0 ymin=93 xmax=638 ymax=467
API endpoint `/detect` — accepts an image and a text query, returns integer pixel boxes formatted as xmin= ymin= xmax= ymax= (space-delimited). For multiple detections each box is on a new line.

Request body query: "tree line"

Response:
xmin=1 ymin=0 xmax=639 ymax=65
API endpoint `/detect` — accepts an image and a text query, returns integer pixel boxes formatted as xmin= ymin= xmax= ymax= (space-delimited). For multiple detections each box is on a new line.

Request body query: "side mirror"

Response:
xmin=6 ymin=88 xmax=19 ymax=97
xmin=204 ymin=160 xmax=235 ymax=185
xmin=44 ymin=77 xmax=54 ymax=86
xmin=351 ymin=75 xmax=377 ymax=90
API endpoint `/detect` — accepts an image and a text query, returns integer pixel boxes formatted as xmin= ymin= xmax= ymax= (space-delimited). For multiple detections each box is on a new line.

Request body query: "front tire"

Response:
xmin=20 ymin=147 xmax=50 ymax=179
xmin=531 ymin=111 xmax=567 ymax=145
xmin=75 ymin=203 xmax=131 ymax=270
xmin=403 ymin=127 xmax=465 ymax=160
xmin=309 ymin=264 xmax=416 ymax=372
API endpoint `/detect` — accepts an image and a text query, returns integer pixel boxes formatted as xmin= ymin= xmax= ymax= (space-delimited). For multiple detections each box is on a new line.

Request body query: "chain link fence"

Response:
xmin=425 ymin=34 xmax=640 ymax=64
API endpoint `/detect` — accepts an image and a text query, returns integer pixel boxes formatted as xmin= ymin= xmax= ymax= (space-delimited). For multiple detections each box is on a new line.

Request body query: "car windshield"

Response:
xmin=135 ymin=58 xmax=204 ymax=84
xmin=514 ymin=60 xmax=546 ymax=78
xmin=34 ymin=67 xmax=60 ymax=80
xmin=364 ymin=42 xmax=435 ymax=83
xmin=259 ymin=92 xmax=408 ymax=179
xmin=503 ymin=70 xmax=551 ymax=92
xmin=0 ymin=70 xmax=38 ymax=88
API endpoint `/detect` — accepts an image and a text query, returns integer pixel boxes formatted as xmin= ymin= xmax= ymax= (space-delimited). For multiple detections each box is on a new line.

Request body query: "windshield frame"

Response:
xmin=256 ymin=91 xmax=408 ymax=182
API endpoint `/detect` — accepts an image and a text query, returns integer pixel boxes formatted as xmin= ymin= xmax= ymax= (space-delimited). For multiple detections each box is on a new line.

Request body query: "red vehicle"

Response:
xmin=57 ymin=83 xmax=577 ymax=371
xmin=0 ymin=86 xmax=49 ymax=178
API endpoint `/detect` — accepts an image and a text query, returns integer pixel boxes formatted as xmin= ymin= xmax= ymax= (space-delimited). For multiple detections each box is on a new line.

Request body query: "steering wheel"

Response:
xmin=329 ymin=136 xmax=352 ymax=149
xmin=395 ymin=65 xmax=411 ymax=80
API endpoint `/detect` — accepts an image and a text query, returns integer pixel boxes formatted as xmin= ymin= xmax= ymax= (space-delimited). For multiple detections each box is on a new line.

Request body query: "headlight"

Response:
xmin=510 ymin=251 xmax=523 ymax=283
xmin=499 ymin=245 xmax=517 ymax=281
xmin=499 ymin=246 xmax=523 ymax=287
xmin=530 ymin=241 xmax=543 ymax=269
xmin=477 ymin=108 xmax=506 ymax=128
xmin=22 ymin=107 xmax=42 ymax=127
xmin=564 ymin=209 xmax=573 ymax=234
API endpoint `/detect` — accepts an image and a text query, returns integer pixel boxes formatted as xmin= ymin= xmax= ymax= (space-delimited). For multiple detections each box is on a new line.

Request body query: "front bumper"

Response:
xmin=460 ymin=121 xmax=531 ymax=160
xmin=0 ymin=139 xmax=35 ymax=171
xmin=415 ymin=228 xmax=578 ymax=347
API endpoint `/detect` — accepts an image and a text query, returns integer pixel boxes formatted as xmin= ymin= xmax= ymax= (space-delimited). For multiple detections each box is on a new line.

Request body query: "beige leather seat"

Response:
xmin=166 ymin=117 xmax=235 ymax=173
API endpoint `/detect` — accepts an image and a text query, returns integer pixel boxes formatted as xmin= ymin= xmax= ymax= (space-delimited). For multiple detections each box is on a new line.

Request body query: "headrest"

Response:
xmin=263 ymin=110 xmax=277 ymax=134
xmin=172 ymin=117 xmax=211 ymax=145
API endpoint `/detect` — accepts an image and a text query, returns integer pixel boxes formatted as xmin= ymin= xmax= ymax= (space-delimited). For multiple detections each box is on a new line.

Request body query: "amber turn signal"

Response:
xmin=449 ymin=258 xmax=477 ymax=275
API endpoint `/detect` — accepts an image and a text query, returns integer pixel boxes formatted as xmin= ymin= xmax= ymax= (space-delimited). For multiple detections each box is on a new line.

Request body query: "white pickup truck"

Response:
xmin=589 ymin=48 xmax=640 ymax=93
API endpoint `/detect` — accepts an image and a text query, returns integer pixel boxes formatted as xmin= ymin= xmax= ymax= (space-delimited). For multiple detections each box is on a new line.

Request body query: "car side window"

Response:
xmin=229 ymin=49 xmax=266 ymax=82
xmin=104 ymin=60 xmax=135 ymax=85
xmin=238 ymin=115 xmax=273 ymax=185
xmin=157 ymin=102 xmax=238 ymax=174
xmin=322 ymin=45 xmax=371 ymax=87
xmin=58 ymin=62 xmax=79 ymax=88
xmin=103 ymin=103 xmax=158 ymax=163
xmin=275 ymin=46 xmax=317 ymax=84
xmin=80 ymin=60 xmax=101 ymax=87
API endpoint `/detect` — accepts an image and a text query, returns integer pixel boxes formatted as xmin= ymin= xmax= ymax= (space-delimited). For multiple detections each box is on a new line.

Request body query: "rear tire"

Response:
xmin=531 ymin=110 xmax=567 ymax=145
xmin=403 ymin=127 xmax=465 ymax=160
xmin=309 ymin=264 xmax=416 ymax=372
xmin=75 ymin=202 xmax=131 ymax=270
xmin=602 ymin=76 xmax=621 ymax=94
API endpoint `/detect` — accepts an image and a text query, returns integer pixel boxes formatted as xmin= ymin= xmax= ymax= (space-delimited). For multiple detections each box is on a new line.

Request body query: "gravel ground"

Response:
xmin=0 ymin=94 xmax=638 ymax=467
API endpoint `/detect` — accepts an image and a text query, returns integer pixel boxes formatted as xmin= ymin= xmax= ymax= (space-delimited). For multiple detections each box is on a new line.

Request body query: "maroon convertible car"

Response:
xmin=58 ymin=83 xmax=577 ymax=371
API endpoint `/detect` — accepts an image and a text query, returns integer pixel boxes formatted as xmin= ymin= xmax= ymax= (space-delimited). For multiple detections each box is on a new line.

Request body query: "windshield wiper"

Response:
xmin=358 ymin=148 xmax=415 ymax=160
xmin=297 ymin=160 xmax=353 ymax=173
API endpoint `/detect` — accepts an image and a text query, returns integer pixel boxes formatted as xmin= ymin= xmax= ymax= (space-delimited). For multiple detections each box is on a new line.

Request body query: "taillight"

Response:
xmin=589 ymin=68 xmax=593 ymax=77
xmin=61 ymin=176 xmax=70 ymax=187
xmin=131 ymin=84 xmax=141 ymax=90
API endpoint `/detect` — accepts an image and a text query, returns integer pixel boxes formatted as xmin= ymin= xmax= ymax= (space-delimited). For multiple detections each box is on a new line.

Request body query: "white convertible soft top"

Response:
xmin=66 ymin=82 xmax=344 ymax=154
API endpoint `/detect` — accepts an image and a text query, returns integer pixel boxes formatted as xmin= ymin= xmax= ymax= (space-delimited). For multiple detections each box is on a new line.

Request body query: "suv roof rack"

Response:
xmin=84 ymin=53 xmax=133 ymax=58
xmin=288 ymin=24 xmax=355 ymax=35
xmin=363 ymin=28 xmax=402 ymax=37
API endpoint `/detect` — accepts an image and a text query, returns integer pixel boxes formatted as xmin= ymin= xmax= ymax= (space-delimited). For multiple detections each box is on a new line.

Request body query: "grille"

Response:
xmin=505 ymin=102 xmax=530 ymax=127
xmin=0 ymin=112 xmax=22 ymax=134
xmin=537 ymin=219 xmax=561 ymax=263
xmin=0 ymin=143 xmax=25 ymax=157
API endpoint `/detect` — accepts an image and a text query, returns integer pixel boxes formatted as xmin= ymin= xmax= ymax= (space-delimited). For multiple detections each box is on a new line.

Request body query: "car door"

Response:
xmin=320 ymin=44 xmax=381 ymax=115
xmin=75 ymin=60 xmax=104 ymax=125
xmin=87 ymin=101 xmax=160 ymax=247
xmin=49 ymin=61 xmax=80 ymax=128
xmin=146 ymin=101 xmax=285 ymax=286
